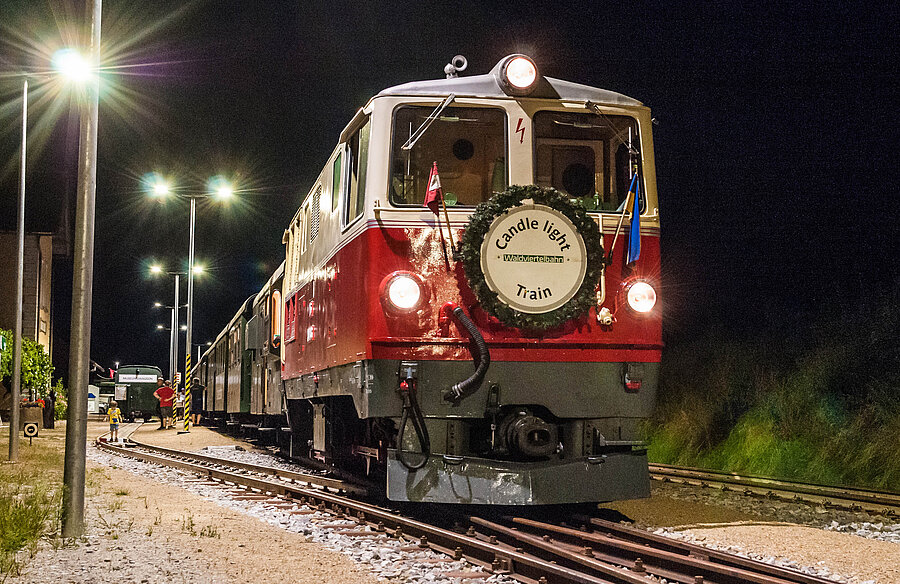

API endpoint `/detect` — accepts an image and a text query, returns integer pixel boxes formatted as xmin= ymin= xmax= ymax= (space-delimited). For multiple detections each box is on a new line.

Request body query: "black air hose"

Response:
xmin=443 ymin=306 xmax=490 ymax=402
xmin=397 ymin=380 xmax=430 ymax=470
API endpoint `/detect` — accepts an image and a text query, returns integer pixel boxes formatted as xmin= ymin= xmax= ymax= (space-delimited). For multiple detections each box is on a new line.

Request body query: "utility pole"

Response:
xmin=62 ymin=0 xmax=101 ymax=539
xmin=8 ymin=79 xmax=27 ymax=462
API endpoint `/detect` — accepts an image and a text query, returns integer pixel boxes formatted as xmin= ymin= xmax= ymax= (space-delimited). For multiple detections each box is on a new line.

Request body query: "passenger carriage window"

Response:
xmin=331 ymin=153 xmax=342 ymax=212
xmin=390 ymin=106 xmax=506 ymax=207
xmin=343 ymin=120 xmax=370 ymax=227
xmin=534 ymin=111 xmax=642 ymax=212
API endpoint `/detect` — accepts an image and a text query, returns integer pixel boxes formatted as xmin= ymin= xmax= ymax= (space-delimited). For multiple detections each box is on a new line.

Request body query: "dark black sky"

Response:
xmin=0 ymin=0 xmax=896 ymax=377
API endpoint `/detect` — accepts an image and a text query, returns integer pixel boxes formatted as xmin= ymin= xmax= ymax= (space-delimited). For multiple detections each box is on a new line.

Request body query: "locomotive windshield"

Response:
xmin=534 ymin=111 xmax=642 ymax=212
xmin=390 ymin=106 xmax=507 ymax=207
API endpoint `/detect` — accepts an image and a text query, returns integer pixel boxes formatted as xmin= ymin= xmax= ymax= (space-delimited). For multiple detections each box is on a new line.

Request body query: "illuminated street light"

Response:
xmin=145 ymin=173 xmax=236 ymax=433
xmin=156 ymin=324 xmax=165 ymax=330
xmin=52 ymin=48 xmax=93 ymax=83
xmin=11 ymin=46 xmax=94 ymax=466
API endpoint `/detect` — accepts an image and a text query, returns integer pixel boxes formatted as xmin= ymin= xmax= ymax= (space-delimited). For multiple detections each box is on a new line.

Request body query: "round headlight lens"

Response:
xmin=387 ymin=275 xmax=422 ymax=311
xmin=626 ymin=281 xmax=657 ymax=313
xmin=505 ymin=56 xmax=537 ymax=89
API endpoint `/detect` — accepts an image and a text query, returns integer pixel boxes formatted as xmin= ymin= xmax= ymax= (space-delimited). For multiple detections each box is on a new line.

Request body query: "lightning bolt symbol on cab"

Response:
xmin=516 ymin=117 xmax=525 ymax=144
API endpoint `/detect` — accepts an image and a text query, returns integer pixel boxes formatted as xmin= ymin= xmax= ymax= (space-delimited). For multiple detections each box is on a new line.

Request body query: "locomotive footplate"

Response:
xmin=385 ymin=448 xmax=650 ymax=505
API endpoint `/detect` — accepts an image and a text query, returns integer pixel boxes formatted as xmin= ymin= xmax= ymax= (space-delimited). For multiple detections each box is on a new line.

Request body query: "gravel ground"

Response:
xmin=14 ymin=421 xmax=895 ymax=583
xmin=7 ymin=422 xmax=379 ymax=584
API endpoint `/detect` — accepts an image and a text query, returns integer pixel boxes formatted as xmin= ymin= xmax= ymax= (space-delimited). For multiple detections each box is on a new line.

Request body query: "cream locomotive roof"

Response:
xmin=376 ymin=56 xmax=642 ymax=106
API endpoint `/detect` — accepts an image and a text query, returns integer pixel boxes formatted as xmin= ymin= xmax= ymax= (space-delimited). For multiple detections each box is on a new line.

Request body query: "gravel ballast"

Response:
xmin=11 ymin=422 xmax=895 ymax=583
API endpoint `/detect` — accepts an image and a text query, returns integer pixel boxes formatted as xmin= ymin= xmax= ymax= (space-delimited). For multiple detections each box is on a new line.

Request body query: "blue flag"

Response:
xmin=626 ymin=174 xmax=641 ymax=265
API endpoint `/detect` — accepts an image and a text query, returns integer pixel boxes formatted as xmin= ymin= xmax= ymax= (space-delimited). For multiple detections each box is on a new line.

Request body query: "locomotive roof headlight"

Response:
xmin=626 ymin=281 xmax=657 ymax=314
xmin=380 ymin=271 xmax=428 ymax=313
xmin=498 ymin=54 xmax=538 ymax=96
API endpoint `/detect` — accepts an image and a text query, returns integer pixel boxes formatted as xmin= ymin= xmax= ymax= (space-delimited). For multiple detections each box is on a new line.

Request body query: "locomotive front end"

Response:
xmin=281 ymin=54 xmax=661 ymax=505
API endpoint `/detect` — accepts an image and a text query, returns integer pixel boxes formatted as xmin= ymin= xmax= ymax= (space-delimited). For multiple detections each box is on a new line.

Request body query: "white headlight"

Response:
xmin=626 ymin=281 xmax=657 ymax=313
xmin=505 ymin=56 xmax=537 ymax=89
xmin=387 ymin=275 xmax=421 ymax=311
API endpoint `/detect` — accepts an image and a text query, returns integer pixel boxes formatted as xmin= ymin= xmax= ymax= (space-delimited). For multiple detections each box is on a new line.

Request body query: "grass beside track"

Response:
xmin=0 ymin=421 xmax=66 ymax=580
xmin=646 ymin=297 xmax=900 ymax=491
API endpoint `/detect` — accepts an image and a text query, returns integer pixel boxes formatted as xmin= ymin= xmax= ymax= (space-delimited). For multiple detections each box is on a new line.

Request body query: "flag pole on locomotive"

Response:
xmin=605 ymin=131 xmax=641 ymax=266
xmin=423 ymin=161 xmax=455 ymax=268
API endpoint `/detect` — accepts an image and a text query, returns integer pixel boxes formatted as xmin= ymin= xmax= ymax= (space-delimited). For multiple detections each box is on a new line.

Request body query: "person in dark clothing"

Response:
xmin=191 ymin=377 xmax=204 ymax=426
xmin=44 ymin=390 xmax=56 ymax=429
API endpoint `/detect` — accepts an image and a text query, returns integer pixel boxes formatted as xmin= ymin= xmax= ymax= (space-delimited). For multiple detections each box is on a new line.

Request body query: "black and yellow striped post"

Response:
xmin=180 ymin=352 xmax=191 ymax=433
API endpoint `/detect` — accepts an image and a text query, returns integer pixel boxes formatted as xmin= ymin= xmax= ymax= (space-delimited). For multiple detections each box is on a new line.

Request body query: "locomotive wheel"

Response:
xmin=460 ymin=185 xmax=605 ymax=331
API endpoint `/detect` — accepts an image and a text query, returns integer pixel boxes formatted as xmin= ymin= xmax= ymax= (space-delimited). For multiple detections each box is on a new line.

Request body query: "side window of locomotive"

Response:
xmin=343 ymin=120 xmax=370 ymax=227
xmin=389 ymin=106 xmax=506 ymax=207
xmin=534 ymin=111 xmax=642 ymax=212
xmin=331 ymin=153 xmax=341 ymax=212
xmin=310 ymin=185 xmax=321 ymax=243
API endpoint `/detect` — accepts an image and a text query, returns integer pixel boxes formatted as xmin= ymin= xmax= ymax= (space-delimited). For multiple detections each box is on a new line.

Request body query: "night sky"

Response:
xmin=0 ymin=0 xmax=896 ymax=379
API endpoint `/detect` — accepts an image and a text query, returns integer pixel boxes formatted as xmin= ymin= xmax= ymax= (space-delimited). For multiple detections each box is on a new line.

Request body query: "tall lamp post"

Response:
xmin=147 ymin=175 xmax=232 ymax=432
xmin=153 ymin=299 xmax=187 ymax=385
xmin=7 ymin=49 xmax=94 ymax=462
xmin=8 ymin=78 xmax=28 ymax=463
xmin=62 ymin=0 xmax=103 ymax=539
xmin=150 ymin=266 xmax=194 ymax=385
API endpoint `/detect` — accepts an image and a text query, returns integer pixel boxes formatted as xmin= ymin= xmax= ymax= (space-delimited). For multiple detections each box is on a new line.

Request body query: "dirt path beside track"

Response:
xmin=5 ymin=420 xmax=379 ymax=584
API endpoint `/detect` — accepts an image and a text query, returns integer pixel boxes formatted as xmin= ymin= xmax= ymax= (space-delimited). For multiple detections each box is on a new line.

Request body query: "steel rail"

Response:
xmin=579 ymin=517 xmax=835 ymax=584
xmin=493 ymin=516 xmax=834 ymax=584
xmin=649 ymin=464 xmax=900 ymax=516
xmin=131 ymin=440 xmax=367 ymax=496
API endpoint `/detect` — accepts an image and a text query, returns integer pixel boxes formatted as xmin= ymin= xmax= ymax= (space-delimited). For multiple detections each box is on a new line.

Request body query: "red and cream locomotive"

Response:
xmin=276 ymin=54 xmax=661 ymax=504
xmin=199 ymin=54 xmax=661 ymax=505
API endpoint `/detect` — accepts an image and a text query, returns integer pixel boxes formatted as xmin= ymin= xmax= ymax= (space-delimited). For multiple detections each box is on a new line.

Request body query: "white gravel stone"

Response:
xmin=85 ymin=445 xmax=518 ymax=583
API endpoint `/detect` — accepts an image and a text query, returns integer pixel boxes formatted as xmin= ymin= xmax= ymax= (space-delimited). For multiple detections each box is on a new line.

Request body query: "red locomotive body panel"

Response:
xmin=282 ymin=222 xmax=660 ymax=379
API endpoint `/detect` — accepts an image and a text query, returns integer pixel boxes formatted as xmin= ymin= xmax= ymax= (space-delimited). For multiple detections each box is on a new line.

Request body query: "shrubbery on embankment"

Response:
xmin=646 ymin=298 xmax=900 ymax=491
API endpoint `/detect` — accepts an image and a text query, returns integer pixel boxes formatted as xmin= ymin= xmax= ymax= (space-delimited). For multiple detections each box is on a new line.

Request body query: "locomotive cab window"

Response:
xmin=390 ymin=106 xmax=506 ymax=207
xmin=343 ymin=119 xmax=370 ymax=228
xmin=534 ymin=111 xmax=642 ymax=212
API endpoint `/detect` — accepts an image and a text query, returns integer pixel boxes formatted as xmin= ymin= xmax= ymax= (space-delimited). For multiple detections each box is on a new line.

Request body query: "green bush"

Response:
xmin=647 ymin=296 xmax=900 ymax=490
xmin=0 ymin=329 xmax=54 ymax=400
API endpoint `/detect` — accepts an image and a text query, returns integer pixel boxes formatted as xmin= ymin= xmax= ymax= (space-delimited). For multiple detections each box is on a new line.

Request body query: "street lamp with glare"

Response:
xmin=146 ymin=174 xmax=235 ymax=433
xmin=11 ymin=46 xmax=94 ymax=465
xmin=52 ymin=48 xmax=93 ymax=83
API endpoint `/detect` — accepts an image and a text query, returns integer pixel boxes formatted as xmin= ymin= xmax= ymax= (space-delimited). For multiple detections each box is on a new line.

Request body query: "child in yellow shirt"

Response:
xmin=107 ymin=400 xmax=122 ymax=442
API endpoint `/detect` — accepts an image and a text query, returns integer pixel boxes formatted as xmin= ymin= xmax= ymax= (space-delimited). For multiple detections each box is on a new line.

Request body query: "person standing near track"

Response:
xmin=191 ymin=377 xmax=204 ymax=426
xmin=153 ymin=379 xmax=176 ymax=429
xmin=107 ymin=400 xmax=122 ymax=442
xmin=154 ymin=377 xmax=165 ymax=429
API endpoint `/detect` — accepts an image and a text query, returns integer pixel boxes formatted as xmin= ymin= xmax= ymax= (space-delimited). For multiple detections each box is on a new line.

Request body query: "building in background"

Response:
xmin=0 ymin=231 xmax=53 ymax=351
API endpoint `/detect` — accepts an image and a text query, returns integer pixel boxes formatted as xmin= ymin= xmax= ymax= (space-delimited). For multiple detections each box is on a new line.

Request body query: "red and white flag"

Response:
xmin=423 ymin=161 xmax=443 ymax=215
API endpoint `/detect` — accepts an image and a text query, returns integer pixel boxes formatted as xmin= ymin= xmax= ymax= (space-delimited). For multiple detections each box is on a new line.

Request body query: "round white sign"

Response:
xmin=479 ymin=203 xmax=587 ymax=314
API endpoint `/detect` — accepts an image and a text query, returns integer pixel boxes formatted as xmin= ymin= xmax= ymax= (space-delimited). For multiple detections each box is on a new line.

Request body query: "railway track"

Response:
xmin=649 ymin=463 xmax=900 ymax=517
xmin=95 ymin=426 xmax=840 ymax=584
